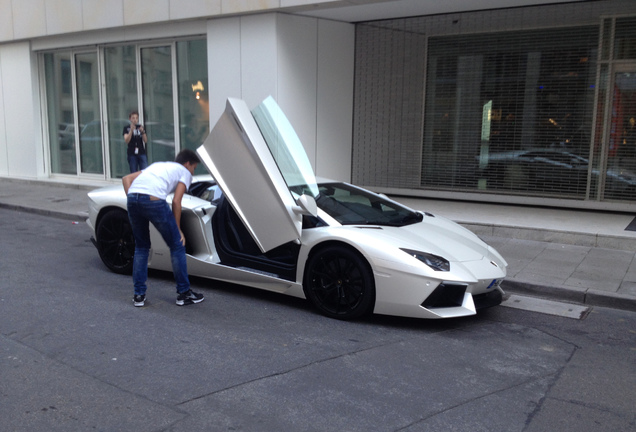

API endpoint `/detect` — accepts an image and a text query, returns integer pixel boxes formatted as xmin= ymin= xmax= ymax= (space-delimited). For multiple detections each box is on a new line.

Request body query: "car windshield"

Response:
xmin=251 ymin=97 xmax=319 ymax=199
xmin=291 ymin=182 xmax=423 ymax=226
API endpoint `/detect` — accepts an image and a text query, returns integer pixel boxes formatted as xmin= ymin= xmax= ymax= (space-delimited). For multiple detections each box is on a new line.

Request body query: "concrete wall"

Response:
xmin=0 ymin=12 xmax=353 ymax=182
xmin=316 ymin=19 xmax=355 ymax=182
xmin=0 ymin=0 xmax=342 ymax=43
xmin=0 ymin=42 xmax=38 ymax=178
xmin=0 ymin=48 xmax=5 ymax=176
xmin=207 ymin=13 xmax=354 ymax=181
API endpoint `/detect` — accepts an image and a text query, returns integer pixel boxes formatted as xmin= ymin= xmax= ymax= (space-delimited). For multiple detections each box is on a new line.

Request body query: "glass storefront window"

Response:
xmin=44 ymin=52 xmax=77 ymax=175
xmin=104 ymin=45 xmax=139 ymax=179
xmin=601 ymin=18 xmax=612 ymax=61
xmin=177 ymin=39 xmax=209 ymax=175
xmin=76 ymin=52 xmax=103 ymax=174
xmin=45 ymin=51 xmax=105 ymax=176
xmin=44 ymin=38 xmax=208 ymax=179
xmin=424 ymin=27 xmax=598 ymax=198
xmin=614 ymin=18 xmax=636 ymax=60
xmin=142 ymin=46 xmax=175 ymax=164
xmin=605 ymin=69 xmax=636 ymax=200
xmin=589 ymin=65 xmax=610 ymax=201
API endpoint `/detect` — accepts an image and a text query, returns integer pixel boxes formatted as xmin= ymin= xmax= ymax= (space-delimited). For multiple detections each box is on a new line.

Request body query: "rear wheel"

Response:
xmin=303 ymin=245 xmax=375 ymax=320
xmin=96 ymin=209 xmax=134 ymax=274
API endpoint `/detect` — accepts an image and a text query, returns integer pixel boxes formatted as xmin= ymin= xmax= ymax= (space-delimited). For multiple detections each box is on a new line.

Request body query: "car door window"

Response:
xmin=252 ymin=97 xmax=319 ymax=198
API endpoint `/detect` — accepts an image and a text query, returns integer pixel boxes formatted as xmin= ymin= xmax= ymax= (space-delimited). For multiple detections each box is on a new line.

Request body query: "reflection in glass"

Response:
xmin=424 ymin=27 xmax=598 ymax=198
xmin=104 ymin=45 xmax=138 ymax=179
xmin=142 ymin=46 xmax=175 ymax=163
xmin=76 ymin=53 xmax=103 ymax=174
xmin=604 ymin=72 xmax=636 ymax=200
xmin=305 ymin=182 xmax=421 ymax=227
xmin=252 ymin=96 xmax=319 ymax=198
xmin=45 ymin=52 xmax=77 ymax=174
xmin=614 ymin=18 xmax=636 ymax=60
xmin=177 ymin=39 xmax=209 ymax=175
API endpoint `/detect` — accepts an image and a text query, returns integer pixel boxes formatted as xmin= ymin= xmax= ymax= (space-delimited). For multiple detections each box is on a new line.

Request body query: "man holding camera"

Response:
xmin=123 ymin=110 xmax=148 ymax=173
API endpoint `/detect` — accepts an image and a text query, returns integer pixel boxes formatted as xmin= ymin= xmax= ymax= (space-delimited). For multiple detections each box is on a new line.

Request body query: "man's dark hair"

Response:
xmin=175 ymin=149 xmax=200 ymax=165
xmin=129 ymin=110 xmax=139 ymax=118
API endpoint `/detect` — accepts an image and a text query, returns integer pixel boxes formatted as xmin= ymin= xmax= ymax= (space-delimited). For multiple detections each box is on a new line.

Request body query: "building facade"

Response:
xmin=352 ymin=0 xmax=636 ymax=211
xmin=0 ymin=0 xmax=635 ymax=211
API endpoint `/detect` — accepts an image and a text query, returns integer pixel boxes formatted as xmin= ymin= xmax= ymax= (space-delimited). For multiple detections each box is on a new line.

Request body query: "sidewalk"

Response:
xmin=2 ymin=176 xmax=635 ymax=313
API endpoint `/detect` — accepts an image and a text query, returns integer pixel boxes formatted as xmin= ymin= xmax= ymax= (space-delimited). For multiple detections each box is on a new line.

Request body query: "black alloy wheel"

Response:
xmin=95 ymin=209 xmax=135 ymax=274
xmin=303 ymin=245 xmax=375 ymax=320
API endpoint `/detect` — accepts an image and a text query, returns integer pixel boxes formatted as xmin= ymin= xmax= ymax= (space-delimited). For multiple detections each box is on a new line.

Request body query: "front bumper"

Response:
xmin=372 ymin=258 xmax=506 ymax=319
xmin=473 ymin=289 xmax=504 ymax=310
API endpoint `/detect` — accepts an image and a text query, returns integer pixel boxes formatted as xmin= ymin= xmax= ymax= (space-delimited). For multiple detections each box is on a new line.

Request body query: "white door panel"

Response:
xmin=197 ymin=98 xmax=303 ymax=253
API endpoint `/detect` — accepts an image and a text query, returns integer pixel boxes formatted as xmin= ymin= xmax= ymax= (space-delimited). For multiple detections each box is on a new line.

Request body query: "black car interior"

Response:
xmin=188 ymin=181 xmax=300 ymax=281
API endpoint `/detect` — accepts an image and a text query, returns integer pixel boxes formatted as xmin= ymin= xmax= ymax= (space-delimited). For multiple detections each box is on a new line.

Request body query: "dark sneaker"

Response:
xmin=133 ymin=294 xmax=146 ymax=307
xmin=176 ymin=289 xmax=204 ymax=306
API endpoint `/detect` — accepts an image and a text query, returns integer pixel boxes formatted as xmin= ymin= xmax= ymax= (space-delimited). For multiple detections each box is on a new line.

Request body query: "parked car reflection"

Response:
xmin=478 ymin=148 xmax=636 ymax=198
xmin=58 ymin=122 xmax=78 ymax=149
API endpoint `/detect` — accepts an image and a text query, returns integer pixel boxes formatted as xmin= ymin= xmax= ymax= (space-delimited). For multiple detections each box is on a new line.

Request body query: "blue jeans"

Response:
xmin=127 ymin=193 xmax=190 ymax=296
xmin=128 ymin=154 xmax=148 ymax=173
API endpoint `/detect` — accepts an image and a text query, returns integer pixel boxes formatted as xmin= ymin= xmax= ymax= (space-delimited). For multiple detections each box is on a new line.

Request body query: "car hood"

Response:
xmin=348 ymin=214 xmax=489 ymax=263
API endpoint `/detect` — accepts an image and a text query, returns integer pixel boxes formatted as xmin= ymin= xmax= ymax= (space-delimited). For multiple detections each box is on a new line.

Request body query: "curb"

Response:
xmin=502 ymin=279 xmax=636 ymax=313
xmin=463 ymin=222 xmax=636 ymax=252
xmin=0 ymin=202 xmax=86 ymax=222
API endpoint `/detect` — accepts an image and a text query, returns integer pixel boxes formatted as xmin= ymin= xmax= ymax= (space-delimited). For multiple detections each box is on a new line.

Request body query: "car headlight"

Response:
xmin=401 ymin=248 xmax=450 ymax=271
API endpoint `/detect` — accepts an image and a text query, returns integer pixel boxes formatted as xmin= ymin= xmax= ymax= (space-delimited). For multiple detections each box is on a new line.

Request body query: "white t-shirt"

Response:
xmin=128 ymin=161 xmax=193 ymax=200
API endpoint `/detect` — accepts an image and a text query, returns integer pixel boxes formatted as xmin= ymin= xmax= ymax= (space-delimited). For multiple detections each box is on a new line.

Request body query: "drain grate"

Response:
xmin=502 ymin=294 xmax=590 ymax=319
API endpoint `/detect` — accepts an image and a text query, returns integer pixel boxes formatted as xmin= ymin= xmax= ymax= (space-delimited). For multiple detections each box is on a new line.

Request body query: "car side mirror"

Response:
xmin=293 ymin=194 xmax=318 ymax=217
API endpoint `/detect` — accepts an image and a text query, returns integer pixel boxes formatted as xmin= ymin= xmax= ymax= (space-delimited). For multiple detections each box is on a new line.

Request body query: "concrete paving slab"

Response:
xmin=406 ymin=377 xmax=554 ymax=432
xmin=565 ymin=248 xmax=634 ymax=292
xmin=514 ymin=244 xmax=590 ymax=285
xmin=1 ymin=337 xmax=183 ymax=431
xmin=173 ymin=323 xmax=574 ymax=432
xmin=624 ymin=258 xmax=636 ymax=280
xmin=618 ymin=281 xmax=636 ymax=297
xmin=486 ymin=238 xmax=548 ymax=278
xmin=525 ymin=398 xmax=632 ymax=432
xmin=544 ymin=346 xmax=636 ymax=416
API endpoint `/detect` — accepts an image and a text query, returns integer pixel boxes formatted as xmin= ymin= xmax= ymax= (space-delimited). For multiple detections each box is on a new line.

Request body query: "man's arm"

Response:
xmin=172 ymin=182 xmax=187 ymax=245
xmin=124 ymin=127 xmax=133 ymax=144
xmin=122 ymin=171 xmax=141 ymax=195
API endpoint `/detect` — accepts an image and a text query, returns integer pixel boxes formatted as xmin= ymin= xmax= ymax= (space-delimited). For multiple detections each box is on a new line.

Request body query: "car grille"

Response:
xmin=421 ymin=283 xmax=467 ymax=309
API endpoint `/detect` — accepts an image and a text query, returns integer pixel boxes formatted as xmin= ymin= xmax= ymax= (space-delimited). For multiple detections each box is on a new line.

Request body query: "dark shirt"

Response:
xmin=123 ymin=125 xmax=147 ymax=156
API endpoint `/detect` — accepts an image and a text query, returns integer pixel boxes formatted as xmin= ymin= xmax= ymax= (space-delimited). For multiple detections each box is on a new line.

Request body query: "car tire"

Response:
xmin=303 ymin=245 xmax=375 ymax=320
xmin=96 ymin=209 xmax=135 ymax=275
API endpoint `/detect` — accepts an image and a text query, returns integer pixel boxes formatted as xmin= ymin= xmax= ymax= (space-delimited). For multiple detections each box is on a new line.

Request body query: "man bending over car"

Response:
xmin=122 ymin=149 xmax=204 ymax=307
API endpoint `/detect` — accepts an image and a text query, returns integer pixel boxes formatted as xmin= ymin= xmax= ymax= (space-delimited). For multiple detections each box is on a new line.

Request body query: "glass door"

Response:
xmin=104 ymin=45 xmax=139 ymax=179
xmin=604 ymin=64 xmax=636 ymax=200
xmin=43 ymin=50 xmax=104 ymax=177
xmin=141 ymin=45 xmax=176 ymax=163
xmin=44 ymin=40 xmax=207 ymax=180
xmin=176 ymin=39 xmax=209 ymax=175
xmin=44 ymin=52 xmax=76 ymax=175
xmin=75 ymin=52 xmax=103 ymax=175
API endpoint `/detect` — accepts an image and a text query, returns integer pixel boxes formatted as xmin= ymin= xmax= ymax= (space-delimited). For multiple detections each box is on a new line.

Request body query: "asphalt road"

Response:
xmin=1 ymin=208 xmax=635 ymax=431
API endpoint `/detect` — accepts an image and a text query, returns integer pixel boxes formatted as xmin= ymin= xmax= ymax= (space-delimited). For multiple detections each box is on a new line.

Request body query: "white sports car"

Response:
xmin=87 ymin=97 xmax=506 ymax=320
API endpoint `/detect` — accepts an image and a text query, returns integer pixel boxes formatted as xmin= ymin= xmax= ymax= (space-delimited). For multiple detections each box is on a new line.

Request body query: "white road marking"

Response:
xmin=501 ymin=294 xmax=590 ymax=319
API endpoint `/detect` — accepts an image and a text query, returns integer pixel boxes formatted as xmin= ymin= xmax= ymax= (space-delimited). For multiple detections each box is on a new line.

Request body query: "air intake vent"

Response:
xmin=422 ymin=283 xmax=467 ymax=308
